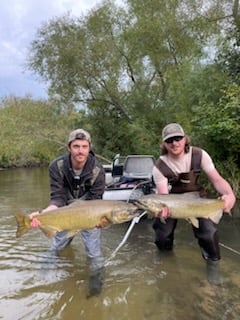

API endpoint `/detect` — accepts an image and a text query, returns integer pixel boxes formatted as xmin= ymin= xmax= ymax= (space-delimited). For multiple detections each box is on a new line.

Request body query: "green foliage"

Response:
xmin=0 ymin=96 xmax=86 ymax=167
xmin=199 ymin=158 xmax=240 ymax=199
xmin=215 ymin=158 xmax=240 ymax=197
xmin=2 ymin=0 xmax=239 ymax=195
xmin=26 ymin=2 xmax=235 ymax=131
xmin=191 ymin=85 xmax=240 ymax=163
xmin=27 ymin=0 xmax=232 ymax=120
xmin=216 ymin=25 xmax=240 ymax=85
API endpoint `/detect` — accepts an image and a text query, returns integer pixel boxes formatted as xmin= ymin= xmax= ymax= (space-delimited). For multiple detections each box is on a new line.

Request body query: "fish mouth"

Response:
xmin=132 ymin=200 xmax=149 ymax=211
xmin=117 ymin=211 xmax=140 ymax=223
xmin=127 ymin=209 xmax=142 ymax=217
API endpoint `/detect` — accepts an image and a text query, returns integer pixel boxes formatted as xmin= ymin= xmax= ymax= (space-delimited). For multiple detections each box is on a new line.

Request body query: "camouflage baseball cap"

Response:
xmin=68 ymin=129 xmax=91 ymax=144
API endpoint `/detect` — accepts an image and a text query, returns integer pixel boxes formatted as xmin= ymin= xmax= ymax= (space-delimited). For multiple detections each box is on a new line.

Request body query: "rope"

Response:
xmin=104 ymin=211 xmax=147 ymax=266
xmin=104 ymin=219 xmax=240 ymax=267
xmin=105 ymin=179 xmax=151 ymax=266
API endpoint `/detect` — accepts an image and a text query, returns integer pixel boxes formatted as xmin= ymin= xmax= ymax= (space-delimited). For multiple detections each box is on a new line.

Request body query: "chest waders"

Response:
xmin=153 ymin=147 xmax=221 ymax=263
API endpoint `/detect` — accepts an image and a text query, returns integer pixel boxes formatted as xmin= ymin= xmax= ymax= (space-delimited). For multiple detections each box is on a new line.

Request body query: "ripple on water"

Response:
xmin=1 ymin=194 xmax=240 ymax=320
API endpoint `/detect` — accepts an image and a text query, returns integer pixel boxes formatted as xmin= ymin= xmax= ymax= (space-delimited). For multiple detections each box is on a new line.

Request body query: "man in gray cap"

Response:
xmin=29 ymin=128 xmax=106 ymax=297
xmin=152 ymin=123 xmax=236 ymax=285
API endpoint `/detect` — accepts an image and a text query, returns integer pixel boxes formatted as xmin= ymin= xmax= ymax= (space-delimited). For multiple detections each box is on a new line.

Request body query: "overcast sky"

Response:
xmin=0 ymin=0 xmax=106 ymax=99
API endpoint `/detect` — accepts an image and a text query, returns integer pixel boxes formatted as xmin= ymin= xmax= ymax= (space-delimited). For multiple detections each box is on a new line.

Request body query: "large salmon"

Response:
xmin=134 ymin=192 xmax=224 ymax=227
xmin=15 ymin=199 xmax=139 ymax=238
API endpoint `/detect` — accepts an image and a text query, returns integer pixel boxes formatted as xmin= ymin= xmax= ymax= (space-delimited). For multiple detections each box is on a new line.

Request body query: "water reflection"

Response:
xmin=0 ymin=168 xmax=240 ymax=320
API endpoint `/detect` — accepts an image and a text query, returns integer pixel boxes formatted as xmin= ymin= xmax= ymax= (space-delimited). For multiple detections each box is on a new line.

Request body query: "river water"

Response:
xmin=0 ymin=168 xmax=240 ymax=320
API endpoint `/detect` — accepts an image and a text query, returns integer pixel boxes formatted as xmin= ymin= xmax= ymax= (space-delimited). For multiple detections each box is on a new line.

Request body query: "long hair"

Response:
xmin=160 ymin=135 xmax=191 ymax=155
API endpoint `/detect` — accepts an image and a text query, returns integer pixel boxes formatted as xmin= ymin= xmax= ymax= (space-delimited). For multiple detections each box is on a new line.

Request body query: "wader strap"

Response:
xmin=191 ymin=147 xmax=202 ymax=173
xmin=155 ymin=147 xmax=203 ymax=193
xmin=155 ymin=158 xmax=177 ymax=182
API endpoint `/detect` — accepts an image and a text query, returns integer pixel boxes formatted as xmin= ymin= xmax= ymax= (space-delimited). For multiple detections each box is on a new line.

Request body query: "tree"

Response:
xmin=0 ymin=96 xmax=86 ymax=166
xmin=27 ymin=0 xmax=237 ymax=156
xmin=191 ymin=84 xmax=240 ymax=164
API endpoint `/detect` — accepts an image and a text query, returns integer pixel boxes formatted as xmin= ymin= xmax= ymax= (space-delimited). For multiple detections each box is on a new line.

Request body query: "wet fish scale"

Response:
xmin=134 ymin=192 xmax=224 ymax=227
xmin=15 ymin=199 xmax=139 ymax=238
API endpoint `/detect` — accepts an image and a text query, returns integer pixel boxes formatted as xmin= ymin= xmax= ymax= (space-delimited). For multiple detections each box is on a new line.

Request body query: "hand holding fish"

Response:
xmin=29 ymin=212 xmax=41 ymax=228
xmin=134 ymin=192 xmax=225 ymax=228
xmin=221 ymin=193 xmax=236 ymax=214
xmin=29 ymin=205 xmax=59 ymax=228
xmin=155 ymin=206 xmax=170 ymax=219
xmin=16 ymin=200 xmax=139 ymax=238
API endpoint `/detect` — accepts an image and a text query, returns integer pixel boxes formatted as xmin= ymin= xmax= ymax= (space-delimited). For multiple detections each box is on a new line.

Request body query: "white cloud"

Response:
xmin=0 ymin=0 xmax=104 ymax=99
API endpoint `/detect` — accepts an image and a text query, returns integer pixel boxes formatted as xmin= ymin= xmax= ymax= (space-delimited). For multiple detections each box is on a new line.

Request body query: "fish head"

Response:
xmin=111 ymin=203 xmax=140 ymax=224
xmin=134 ymin=196 xmax=165 ymax=213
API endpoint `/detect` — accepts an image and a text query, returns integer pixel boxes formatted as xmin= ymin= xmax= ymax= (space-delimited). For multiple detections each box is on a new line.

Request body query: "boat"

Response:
xmin=103 ymin=154 xmax=156 ymax=201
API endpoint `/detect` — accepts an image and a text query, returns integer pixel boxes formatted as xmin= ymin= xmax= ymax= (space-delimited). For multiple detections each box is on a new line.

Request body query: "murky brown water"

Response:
xmin=0 ymin=168 xmax=240 ymax=320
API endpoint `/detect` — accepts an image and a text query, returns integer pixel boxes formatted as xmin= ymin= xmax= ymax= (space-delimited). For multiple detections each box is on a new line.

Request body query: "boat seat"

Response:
xmin=122 ymin=155 xmax=155 ymax=180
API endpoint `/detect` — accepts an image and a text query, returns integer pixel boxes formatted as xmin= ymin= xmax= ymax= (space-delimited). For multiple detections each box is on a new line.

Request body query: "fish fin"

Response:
xmin=39 ymin=226 xmax=57 ymax=239
xmin=68 ymin=200 xmax=85 ymax=207
xmin=15 ymin=213 xmax=31 ymax=238
xmin=39 ymin=224 xmax=64 ymax=239
xmin=160 ymin=217 xmax=166 ymax=224
xmin=227 ymin=211 xmax=232 ymax=217
xmin=209 ymin=211 xmax=223 ymax=224
xmin=39 ymin=226 xmax=81 ymax=239
xmin=187 ymin=217 xmax=199 ymax=228
xmin=182 ymin=192 xmax=200 ymax=199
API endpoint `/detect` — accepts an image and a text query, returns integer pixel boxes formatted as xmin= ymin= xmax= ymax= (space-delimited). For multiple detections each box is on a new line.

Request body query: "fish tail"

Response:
xmin=15 ymin=213 xmax=31 ymax=238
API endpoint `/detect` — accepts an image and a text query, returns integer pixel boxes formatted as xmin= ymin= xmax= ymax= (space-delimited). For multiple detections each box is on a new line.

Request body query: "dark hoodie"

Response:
xmin=48 ymin=150 xmax=105 ymax=207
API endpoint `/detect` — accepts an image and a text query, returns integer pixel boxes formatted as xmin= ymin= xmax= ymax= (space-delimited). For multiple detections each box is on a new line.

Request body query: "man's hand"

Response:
xmin=28 ymin=205 xmax=58 ymax=228
xmin=96 ymin=216 xmax=110 ymax=228
xmin=221 ymin=193 xmax=236 ymax=214
xmin=28 ymin=211 xmax=41 ymax=228
xmin=154 ymin=206 xmax=170 ymax=219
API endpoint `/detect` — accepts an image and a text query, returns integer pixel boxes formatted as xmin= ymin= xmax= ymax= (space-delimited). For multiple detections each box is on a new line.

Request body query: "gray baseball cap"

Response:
xmin=162 ymin=123 xmax=185 ymax=141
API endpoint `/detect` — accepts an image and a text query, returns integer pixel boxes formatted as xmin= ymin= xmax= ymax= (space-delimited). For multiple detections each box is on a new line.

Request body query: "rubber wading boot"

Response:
xmin=87 ymin=268 xmax=104 ymax=298
xmin=206 ymin=260 xmax=223 ymax=286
